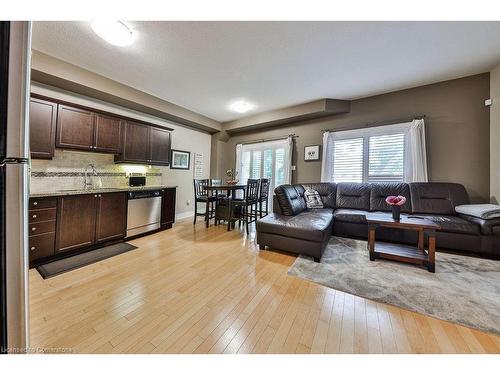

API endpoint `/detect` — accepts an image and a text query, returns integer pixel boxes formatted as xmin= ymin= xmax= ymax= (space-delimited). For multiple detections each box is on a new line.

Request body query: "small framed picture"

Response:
xmin=170 ymin=149 xmax=191 ymax=170
xmin=304 ymin=145 xmax=321 ymax=161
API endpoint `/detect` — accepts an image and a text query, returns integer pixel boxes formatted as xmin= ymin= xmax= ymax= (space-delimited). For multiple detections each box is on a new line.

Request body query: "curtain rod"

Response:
xmin=321 ymin=115 xmax=426 ymax=133
xmin=239 ymin=134 xmax=298 ymax=145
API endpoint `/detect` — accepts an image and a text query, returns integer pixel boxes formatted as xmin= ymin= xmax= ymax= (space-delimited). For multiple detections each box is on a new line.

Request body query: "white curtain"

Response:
xmin=234 ymin=143 xmax=243 ymax=181
xmin=284 ymin=135 xmax=293 ymax=184
xmin=405 ymin=118 xmax=428 ymax=182
xmin=320 ymin=131 xmax=333 ymax=182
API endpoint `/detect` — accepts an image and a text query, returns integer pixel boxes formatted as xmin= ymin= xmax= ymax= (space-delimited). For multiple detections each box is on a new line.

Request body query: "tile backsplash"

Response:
xmin=30 ymin=149 xmax=167 ymax=193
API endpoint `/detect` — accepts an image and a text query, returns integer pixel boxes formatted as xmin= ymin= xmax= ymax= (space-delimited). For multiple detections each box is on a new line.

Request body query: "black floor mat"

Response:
xmin=36 ymin=242 xmax=138 ymax=279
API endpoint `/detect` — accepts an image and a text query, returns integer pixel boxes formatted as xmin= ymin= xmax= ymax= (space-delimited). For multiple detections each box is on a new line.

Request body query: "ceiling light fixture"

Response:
xmin=90 ymin=21 xmax=134 ymax=46
xmin=228 ymin=100 xmax=256 ymax=114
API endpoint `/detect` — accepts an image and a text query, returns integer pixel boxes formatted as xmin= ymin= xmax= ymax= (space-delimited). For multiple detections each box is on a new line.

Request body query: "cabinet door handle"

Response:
xmin=31 ymin=227 xmax=36 ymax=231
xmin=30 ymin=246 xmax=36 ymax=251
xmin=33 ymin=201 xmax=38 ymax=206
xmin=98 ymin=194 xmax=101 ymax=197
xmin=94 ymin=195 xmax=97 ymax=198
xmin=32 ymin=214 xmax=37 ymax=219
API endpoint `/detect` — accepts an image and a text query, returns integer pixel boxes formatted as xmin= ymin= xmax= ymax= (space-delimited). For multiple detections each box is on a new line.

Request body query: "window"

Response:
xmin=324 ymin=123 xmax=410 ymax=183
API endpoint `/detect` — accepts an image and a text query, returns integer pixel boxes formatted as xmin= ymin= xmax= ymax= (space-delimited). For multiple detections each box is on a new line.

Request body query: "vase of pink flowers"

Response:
xmin=385 ymin=195 xmax=407 ymax=221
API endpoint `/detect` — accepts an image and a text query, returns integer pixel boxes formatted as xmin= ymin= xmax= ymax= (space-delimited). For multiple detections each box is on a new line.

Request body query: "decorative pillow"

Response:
xmin=304 ymin=189 xmax=324 ymax=209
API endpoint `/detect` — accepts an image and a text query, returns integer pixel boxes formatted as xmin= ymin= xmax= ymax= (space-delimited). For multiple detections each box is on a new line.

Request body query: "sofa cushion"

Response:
xmin=333 ymin=208 xmax=369 ymax=223
xmin=301 ymin=183 xmax=337 ymax=208
xmin=418 ymin=214 xmax=480 ymax=235
xmin=336 ymin=183 xmax=371 ymax=210
xmin=458 ymin=214 xmax=500 ymax=235
xmin=304 ymin=189 xmax=324 ymax=209
xmin=256 ymin=210 xmax=334 ymax=242
xmin=409 ymin=183 xmax=470 ymax=215
xmin=370 ymin=183 xmax=412 ymax=213
xmin=274 ymin=185 xmax=307 ymax=216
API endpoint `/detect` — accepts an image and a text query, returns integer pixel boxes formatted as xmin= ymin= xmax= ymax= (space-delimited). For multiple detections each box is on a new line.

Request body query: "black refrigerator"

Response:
xmin=0 ymin=21 xmax=31 ymax=354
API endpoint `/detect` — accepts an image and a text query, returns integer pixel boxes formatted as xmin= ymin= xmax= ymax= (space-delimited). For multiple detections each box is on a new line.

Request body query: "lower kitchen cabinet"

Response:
xmin=28 ymin=197 xmax=57 ymax=264
xmin=55 ymin=194 xmax=97 ymax=253
xmin=29 ymin=189 xmax=174 ymax=267
xmin=161 ymin=187 xmax=176 ymax=229
xmin=55 ymin=192 xmax=127 ymax=254
xmin=95 ymin=192 xmax=127 ymax=243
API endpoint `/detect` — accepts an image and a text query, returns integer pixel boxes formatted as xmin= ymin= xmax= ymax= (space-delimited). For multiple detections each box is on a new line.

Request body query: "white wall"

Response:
xmin=31 ymin=82 xmax=212 ymax=219
xmin=491 ymin=65 xmax=500 ymax=203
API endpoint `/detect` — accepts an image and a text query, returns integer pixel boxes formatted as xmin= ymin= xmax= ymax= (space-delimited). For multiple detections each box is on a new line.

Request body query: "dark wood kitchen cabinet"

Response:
xmin=56 ymin=104 xmax=123 ymax=153
xmin=95 ymin=192 xmax=127 ymax=243
xmin=115 ymin=120 xmax=171 ymax=165
xmin=28 ymin=197 xmax=57 ymax=264
xmin=117 ymin=120 xmax=150 ymax=163
xmin=161 ymin=187 xmax=176 ymax=229
xmin=150 ymin=127 xmax=171 ymax=165
xmin=56 ymin=104 xmax=95 ymax=151
xmin=55 ymin=192 xmax=127 ymax=254
xmin=29 ymin=98 xmax=57 ymax=159
xmin=30 ymin=95 xmax=173 ymax=161
xmin=94 ymin=113 xmax=122 ymax=153
xmin=55 ymin=194 xmax=97 ymax=253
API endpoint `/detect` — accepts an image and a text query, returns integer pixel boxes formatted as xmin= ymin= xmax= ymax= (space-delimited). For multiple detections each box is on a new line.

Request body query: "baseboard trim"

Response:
xmin=176 ymin=211 xmax=194 ymax=221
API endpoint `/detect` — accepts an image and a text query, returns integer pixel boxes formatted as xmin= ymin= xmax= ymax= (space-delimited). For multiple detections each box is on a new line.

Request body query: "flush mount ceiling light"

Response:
xmin=90 ymin=21 xmax=134 ymax=46
xmin=228 ymin=100 xmax=256 ymax=114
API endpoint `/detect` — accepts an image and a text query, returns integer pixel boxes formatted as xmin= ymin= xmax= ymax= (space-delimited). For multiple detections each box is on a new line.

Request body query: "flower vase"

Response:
xmin=391 ymin=205 xmax=401 ymax=221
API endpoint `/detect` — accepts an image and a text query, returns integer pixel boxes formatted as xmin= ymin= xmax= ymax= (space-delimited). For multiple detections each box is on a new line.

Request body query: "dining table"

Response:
xmin=202 ymin=184 xmax=247 ymax=227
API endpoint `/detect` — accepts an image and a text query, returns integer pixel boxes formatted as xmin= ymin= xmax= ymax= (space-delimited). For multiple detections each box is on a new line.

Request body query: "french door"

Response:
xmin=236 ymin=139 xmax=292 ymax=207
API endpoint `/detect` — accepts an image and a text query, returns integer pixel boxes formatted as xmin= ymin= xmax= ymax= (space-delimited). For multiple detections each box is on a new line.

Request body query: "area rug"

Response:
xmin=36 ymin=242 xmax=138 ymax=279
xmin=288 ymin=237 xmax=500 ymax=335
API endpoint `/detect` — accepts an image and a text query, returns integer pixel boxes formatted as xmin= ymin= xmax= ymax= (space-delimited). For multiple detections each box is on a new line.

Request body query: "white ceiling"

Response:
xmin=32 ymin=21 xmax=500 ymax=122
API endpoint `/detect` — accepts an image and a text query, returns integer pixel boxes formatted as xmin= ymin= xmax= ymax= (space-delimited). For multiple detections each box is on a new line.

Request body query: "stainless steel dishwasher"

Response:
xmin=126 ymin=189 xmax=162 ymax=237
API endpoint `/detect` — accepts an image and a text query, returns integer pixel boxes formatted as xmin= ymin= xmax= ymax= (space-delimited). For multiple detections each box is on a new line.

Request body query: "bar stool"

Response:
xmin=258 ymin=178 xmax=271 ymax=218
xmin=227 ymin=178 xmax=260 ymax=235
xmin=193 ymin=179 xmax=216 ymax=227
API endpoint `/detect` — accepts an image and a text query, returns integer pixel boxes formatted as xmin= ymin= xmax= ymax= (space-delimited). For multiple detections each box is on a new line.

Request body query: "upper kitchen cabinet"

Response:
xmin=94 ymin=113 xmax=122 ymax=153
xmin=149 ymin=127 xmax=171 ymax=165
xmin=29 ymin=98 xmax=57 ymax=159
xmin=56 ymin=104 xmax=95 ymax=151
xmin=118 ymin=120 xmax=150 ymax=163
xmin=115 ymin=120 xmax=172 ymax=165
xmin=56 ymin=104 xmax=123 ymax=153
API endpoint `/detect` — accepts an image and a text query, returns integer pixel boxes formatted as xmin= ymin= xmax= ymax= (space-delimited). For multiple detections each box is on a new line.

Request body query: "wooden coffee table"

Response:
xmin=365 ymin=213 xmax=440 ymax=272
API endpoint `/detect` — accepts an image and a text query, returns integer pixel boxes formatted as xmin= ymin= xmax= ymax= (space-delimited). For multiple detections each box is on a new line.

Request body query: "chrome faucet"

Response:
xmin=84 ymin=163 xmax=98 ymax=190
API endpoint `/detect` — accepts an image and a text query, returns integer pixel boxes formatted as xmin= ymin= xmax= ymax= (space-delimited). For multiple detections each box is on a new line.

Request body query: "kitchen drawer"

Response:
xmin=29 ymin=197 xmax=56 ymax=210
xmin=29 ymin=207 xmax=56 ymax=223
xmin=29 ymin=220 xmax=56 ymax=236
xmin=29 ymin=232 xmax=55 ymax=262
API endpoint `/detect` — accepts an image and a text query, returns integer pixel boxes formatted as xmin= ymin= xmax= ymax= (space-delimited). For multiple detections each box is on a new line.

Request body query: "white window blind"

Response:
xmin=332 ymin=138 xmax=364 ymax=183
xmin=368 ymin=133 xmax=405 ymax=182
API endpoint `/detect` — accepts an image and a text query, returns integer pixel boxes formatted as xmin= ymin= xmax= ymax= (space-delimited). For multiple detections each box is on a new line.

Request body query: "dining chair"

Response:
xmin=193 ymin=179 xmax=216 ymax=227
xmin=227 ymin=178 xmax=260 ymax=235
xmin=258 ymin=178 xmax=271 ymax=218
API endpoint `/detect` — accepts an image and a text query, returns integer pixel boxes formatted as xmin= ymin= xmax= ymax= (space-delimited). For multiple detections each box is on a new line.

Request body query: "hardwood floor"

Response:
xmin=29 ymin=219 xmax=500 ymax=354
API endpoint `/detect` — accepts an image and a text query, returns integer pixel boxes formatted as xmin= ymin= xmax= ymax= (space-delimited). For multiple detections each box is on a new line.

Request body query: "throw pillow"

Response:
xmin=304 ymin=189 xmax=324 ymax=209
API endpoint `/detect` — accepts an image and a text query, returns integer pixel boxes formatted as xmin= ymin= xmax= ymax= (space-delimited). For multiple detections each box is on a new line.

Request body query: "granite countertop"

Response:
xmin=30 ymin=185 xmax=178 ymax=198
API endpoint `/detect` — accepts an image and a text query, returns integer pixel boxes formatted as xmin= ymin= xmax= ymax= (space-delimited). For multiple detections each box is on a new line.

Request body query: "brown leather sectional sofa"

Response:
xmin=256 ymin=182 xmax=500 ymax=262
